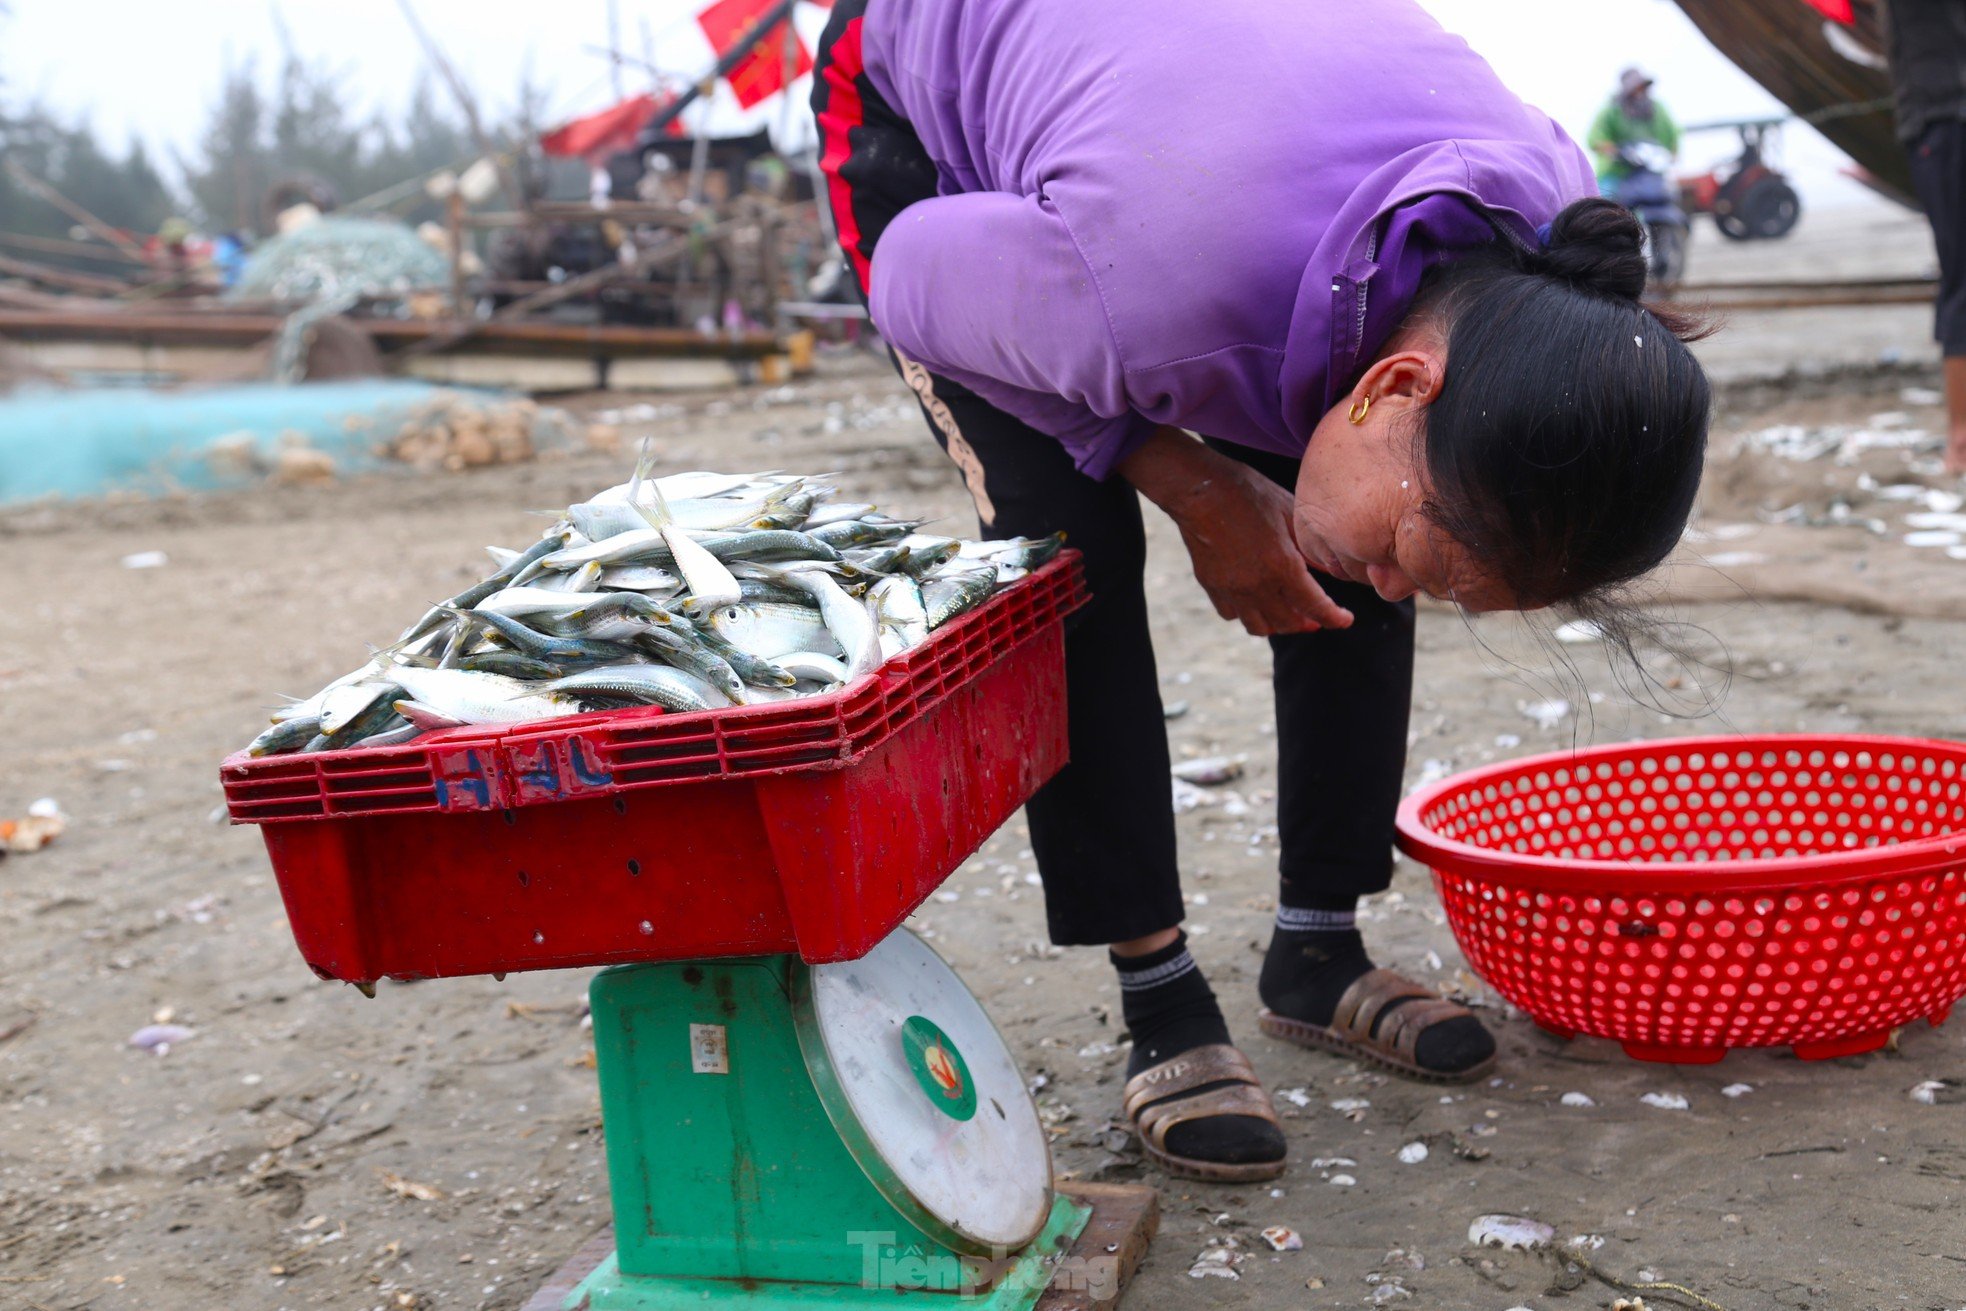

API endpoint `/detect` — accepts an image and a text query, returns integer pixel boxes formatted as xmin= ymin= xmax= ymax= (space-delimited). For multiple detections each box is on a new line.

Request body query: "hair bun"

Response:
xmin=1538 ymin=197 xmax=1647 ymax=302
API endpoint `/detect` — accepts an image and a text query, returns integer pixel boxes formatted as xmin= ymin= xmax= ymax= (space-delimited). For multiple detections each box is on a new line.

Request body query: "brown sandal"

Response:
xmin=1258 ymin=968 xmax=1497 ymax=1084
xmin=1122 ymin=1043 xmax=1288 ymax=1183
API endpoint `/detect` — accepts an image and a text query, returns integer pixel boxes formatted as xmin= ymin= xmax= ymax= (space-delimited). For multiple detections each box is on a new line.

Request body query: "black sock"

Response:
xmin=1114 ymin=932 xmax=1230 ymax=1076
xmin=1257 ymin=902 xmax=1374 ymax=1025
xmin=1113 ymin=933 xmax=1284 ymax=1166
xmin=1259 ymin=897 xmax=1494 ymax=1075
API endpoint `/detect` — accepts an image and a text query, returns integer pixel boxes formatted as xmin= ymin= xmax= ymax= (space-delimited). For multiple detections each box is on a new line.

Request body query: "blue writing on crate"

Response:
xmin=434 ymin=750 xmax=494 ymax=810
xmin=520 ymin=749 xmax=563 ymax=799
xmin=570 ymin=739 xmax=613 ymax=789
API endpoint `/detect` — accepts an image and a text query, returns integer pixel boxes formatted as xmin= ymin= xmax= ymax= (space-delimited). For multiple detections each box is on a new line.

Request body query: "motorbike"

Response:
xmin=1611 ymin=140 xmax=1690 ymax=289
xmin=1679 ymin=118 xmax=1802 ymax=242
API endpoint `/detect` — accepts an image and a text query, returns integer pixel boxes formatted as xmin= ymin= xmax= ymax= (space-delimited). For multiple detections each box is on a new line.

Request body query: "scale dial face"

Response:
xmin=795 ymin=928 xmax=1053 ymax=1256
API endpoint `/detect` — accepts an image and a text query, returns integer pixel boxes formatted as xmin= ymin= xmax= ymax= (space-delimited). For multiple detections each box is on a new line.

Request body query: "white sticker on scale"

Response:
xmin=690 ymin=1023 xmax=730 ymax=1074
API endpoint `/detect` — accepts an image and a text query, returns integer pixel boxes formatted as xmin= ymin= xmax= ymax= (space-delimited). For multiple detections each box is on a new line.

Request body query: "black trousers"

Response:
xmin=814 ymin=2 xmax=1416 ymax=945
xmin=1908 ymin=119 xmax=1966 ymax=357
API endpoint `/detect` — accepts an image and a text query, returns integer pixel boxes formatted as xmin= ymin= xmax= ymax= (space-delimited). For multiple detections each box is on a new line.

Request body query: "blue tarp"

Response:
xmin=0 ymin=380 xmax=473 ymax=505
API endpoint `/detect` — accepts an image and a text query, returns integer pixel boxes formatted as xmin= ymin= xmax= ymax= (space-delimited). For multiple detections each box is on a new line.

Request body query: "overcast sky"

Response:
xmin=1 ymin=0 xmax=1876 ymax=208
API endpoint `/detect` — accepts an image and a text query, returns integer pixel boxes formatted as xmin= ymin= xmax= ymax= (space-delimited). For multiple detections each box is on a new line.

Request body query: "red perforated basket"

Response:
xmin=1396 ymin=734 xmax=1966 ymax=1063
xmin=222 ymin=556 xmax=1085 ymax=984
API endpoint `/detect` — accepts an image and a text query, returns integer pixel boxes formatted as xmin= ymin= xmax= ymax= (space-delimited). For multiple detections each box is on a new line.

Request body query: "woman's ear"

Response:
xmin=1357 ymin=343 xmax=1444 ymax=413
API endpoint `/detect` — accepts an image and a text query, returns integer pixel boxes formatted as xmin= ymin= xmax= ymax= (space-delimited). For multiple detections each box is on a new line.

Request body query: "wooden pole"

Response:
xmin=0 ymin=251 xmax=135 ymax=296
xmin=447 ymin=192 xmax=466 ymax=316
xmin=607 ymin=0 xmax=624 ymax=98
xmin=0 ymin=230 xmax=150 ymax=265
xmin=1 ymin=159 xmax=151 ymax=262
xmin=393 ymin=0 xmax=526 ymax=210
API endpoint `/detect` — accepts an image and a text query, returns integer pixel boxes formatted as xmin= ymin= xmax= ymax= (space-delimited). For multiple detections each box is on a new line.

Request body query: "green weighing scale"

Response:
xmin=524 ymin=930 xmax=1156 ymax=1311
xmin=221 ymin=555 xmax=1154 ymax=1310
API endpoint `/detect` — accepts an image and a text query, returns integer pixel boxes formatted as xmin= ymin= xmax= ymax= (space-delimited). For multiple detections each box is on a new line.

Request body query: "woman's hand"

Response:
xmin=1119 ymin=428 xmax=1354 ymax=636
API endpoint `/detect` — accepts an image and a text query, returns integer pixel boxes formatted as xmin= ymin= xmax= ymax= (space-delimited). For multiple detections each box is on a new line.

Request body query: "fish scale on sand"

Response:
xmin=243 ymin=451 xmax=1064 ymax=756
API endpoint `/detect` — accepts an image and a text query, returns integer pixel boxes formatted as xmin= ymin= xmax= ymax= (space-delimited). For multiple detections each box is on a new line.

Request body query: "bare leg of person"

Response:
xmin=1944 ymin=355 xmax=1966 ymax=474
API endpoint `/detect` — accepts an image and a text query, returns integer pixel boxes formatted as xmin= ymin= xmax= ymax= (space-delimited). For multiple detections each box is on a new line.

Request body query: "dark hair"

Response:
xmin=1409 ymin=197 xmax=1712 ymax=612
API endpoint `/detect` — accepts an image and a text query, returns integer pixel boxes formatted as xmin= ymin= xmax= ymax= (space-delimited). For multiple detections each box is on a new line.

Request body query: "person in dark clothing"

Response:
xmin=1886 ymin=1 xmax=1966 ymax=471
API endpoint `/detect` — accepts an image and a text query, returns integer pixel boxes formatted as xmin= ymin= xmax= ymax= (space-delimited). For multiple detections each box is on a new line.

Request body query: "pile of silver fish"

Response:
xmin=244 ymin=454 xmax=1062 ymax=756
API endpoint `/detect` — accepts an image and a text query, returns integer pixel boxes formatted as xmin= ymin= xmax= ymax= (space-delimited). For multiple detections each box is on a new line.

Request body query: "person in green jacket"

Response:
xmin=1588 ymin=67 xmax=1680 ymax=194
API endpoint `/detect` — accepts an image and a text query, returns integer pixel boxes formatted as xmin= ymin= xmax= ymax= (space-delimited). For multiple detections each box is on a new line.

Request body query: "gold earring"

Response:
xmin=1347 ymin=394 xmax=1371 ymax=425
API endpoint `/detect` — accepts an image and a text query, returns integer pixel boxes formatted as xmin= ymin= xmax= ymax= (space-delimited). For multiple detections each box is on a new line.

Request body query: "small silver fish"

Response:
xmin=319 ymin=681 xmax=403 ymax=738
xmin=804 ymin=501 xmax=876 ymax=528
xmin=393 ymin=699 xmax=468 ymax=731
xmin=787 ymin=567 xmax=881 ymax=678
xmin=923 ymin=568 xmax=997 ymax=629
xmin=349 ymin=722 xmax=421 ymax=749
xmin=598 ymin=564 xmax=683 ymax=593
xmin=247 ymin=714 xmax=322 ymax=757
xmin=389 ymin=666 xmax=582 ymax=724
xmin=871 ymin=575 xmax=929 ymax=651
xmin=705 ymin=599 xmax=838 ymax=661
xmin=691 ymin=625 xmax=797 ymax=688
xmin=474 ymin=587 xmax=604 ymax=620
xmin=811 ymin=520 xmax=909 ymax=550
xmin=631 ymin=626 xmax=747 ymax=702
xmin=542 ymin=664 xmax=730 ymax=712
xmin=776 ymin=651 xmax=849 ymax=685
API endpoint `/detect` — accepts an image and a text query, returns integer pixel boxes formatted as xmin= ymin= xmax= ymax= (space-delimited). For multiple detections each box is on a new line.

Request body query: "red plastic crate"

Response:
xmin=223 ymin=556 xmax=1085 ymax=983
xmin=1397 ymin=734 xmax=1966 ymax=1063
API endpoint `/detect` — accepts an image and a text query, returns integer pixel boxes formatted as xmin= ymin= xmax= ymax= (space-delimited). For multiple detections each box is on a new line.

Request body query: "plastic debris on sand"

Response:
xmin=1467 ymin=1214 xmax=1555 ymax=1251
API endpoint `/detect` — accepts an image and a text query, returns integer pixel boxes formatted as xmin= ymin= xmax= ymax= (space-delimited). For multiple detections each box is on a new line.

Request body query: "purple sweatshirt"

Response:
xmin=860 ymin=0 xmax=1595 ymax=480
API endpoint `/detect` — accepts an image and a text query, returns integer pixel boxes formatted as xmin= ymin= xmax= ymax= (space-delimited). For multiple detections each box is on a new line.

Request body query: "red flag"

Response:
xmin=1799 ymin=0 xmax=1854 ymax=23
xmin=540 ymin=93 xmax=674 ymax=160
xmin=697 ymin=0 xmax=813 ymax=110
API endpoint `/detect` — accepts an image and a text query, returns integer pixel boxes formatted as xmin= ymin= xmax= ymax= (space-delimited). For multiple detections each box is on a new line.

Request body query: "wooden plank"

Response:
xmin=400 ymin=354 xmax=602 ymax=391
xmin=0 ymin=309 xmax=785 ymax=360
xmin=1663 ymin=286 xmax=1936 ymax=311
xmin=372 ymin=313 xmax=773 ymax=359
xmin=1037 ymin=1184 xmax=1160 ymax=1311
xmin=521 ymin=1229 xmax=613 ymax=1311
xmin=16 ymin=339 xmax=261 ymax=385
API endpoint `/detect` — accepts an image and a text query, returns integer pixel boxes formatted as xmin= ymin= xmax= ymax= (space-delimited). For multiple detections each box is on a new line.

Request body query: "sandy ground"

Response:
xmin=7 ymin=219 xmax=1966 ymax=1311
